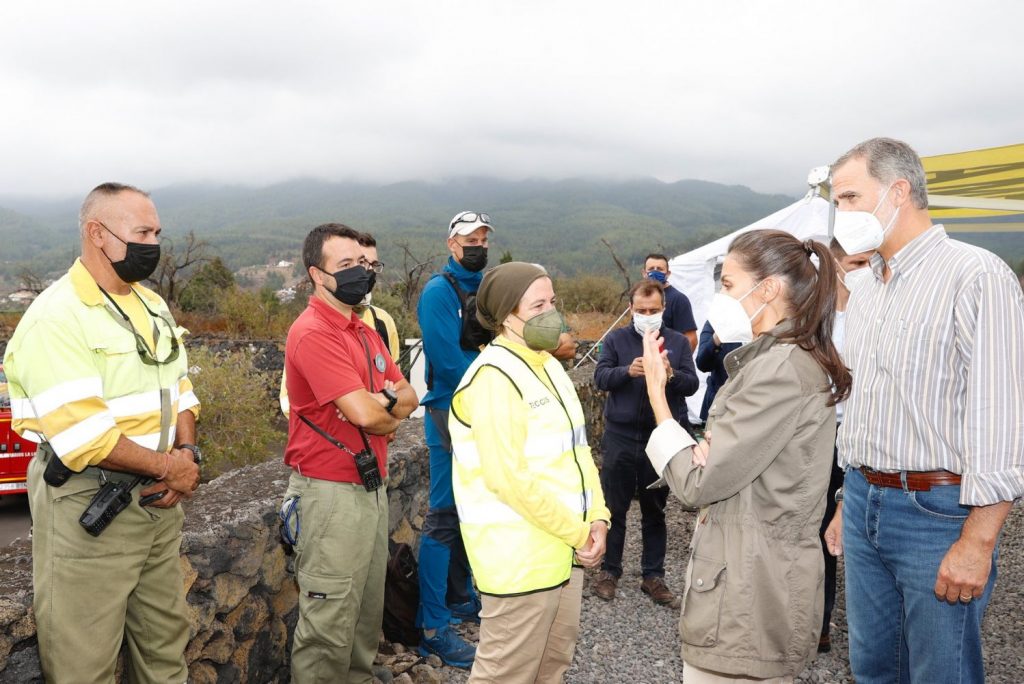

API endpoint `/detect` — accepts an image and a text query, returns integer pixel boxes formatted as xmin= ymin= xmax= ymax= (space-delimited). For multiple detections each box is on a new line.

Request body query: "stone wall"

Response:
xmin=0 ymin=369 xmax=602 ymax=682
xmin=0 ymin=419 xmax=431 ymax=683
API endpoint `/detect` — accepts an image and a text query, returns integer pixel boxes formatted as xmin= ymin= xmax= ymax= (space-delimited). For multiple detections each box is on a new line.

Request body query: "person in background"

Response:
xmin=415 ymin=210 xmax=493 ymax=667
xmin=449 ymin=262 xmax=610 ymax=684
xmin=3 ymin=182 xmax=201 ymax=682
xmin=591 ymin=279 xmax=698 ymax=606
xmin=355 ymin=232 xmax=401 ymax=361
xmin=282 ymin=223 xmax=418 ymax=683
xmin=826 ymin=137 xmax=1024 ymax=683
xmin=642 ymin=229 xmax=849 ymax=683
xmin=814 ymin=239 xmax=872 ymax=654
xmin=694 ymin=322 xmax=740 ymax=425
xmin=642 ymin=253 xmax=697 ymax=351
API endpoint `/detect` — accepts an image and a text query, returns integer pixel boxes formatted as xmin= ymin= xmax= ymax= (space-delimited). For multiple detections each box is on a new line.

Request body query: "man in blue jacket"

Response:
xmin=695 ymin=321 xmax=741 ymax=425
xmin=592 ymin=280 xmax=698 ymax=605
xmin=415 ymin=210 xmax=493 ymax=667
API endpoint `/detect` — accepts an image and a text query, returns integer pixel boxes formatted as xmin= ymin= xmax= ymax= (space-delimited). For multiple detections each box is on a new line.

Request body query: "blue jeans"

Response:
xmin=843 ymin=467 xmax=998 ymax=683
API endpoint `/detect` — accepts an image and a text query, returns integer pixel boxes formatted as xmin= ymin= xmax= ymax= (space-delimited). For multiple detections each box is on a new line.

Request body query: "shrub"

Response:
xmin=553 ymin=275 xmax=624 ymax=313
xmin=187 ymin=345 xmax=284 ymax=479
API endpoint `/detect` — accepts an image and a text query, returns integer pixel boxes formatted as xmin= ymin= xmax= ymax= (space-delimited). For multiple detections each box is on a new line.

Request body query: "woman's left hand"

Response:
xmin=641 ymin=329 xmax=669 ymax=393
xmin=575 ymin=522 xmax=608 ymax=568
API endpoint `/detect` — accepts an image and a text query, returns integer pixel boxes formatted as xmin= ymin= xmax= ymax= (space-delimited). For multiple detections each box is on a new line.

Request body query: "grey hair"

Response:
xmin=78 ymin=182 xmax=150 ymax=228
xmin=832 ymin=138 xmax=928 ymax=209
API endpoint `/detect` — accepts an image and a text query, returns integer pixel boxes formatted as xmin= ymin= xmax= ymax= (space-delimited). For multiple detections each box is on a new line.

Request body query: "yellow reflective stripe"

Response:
xmin=458 ymin=489 xmax=593 ymax=525
xmin=25 ymin=377 xmax=104 ymax=418
xmin=452 ymin=441 xmax=480 ymax=468
xmin=127 ymin=431 xmax=165 ymax=451
xmin=9 ymin=398 xmax=34 ymax=421
xmin=107 ymin=390 xmax=164 ymax=417
xmin=522 ymin=426 xmax=587 ymax=456
xmin=178 ymin=390 xmax=199 ymax=412
xmin=48 ymin=411 xmax=116 ymax=458
xmin=21 ymin=430 xmax=44 ymax=443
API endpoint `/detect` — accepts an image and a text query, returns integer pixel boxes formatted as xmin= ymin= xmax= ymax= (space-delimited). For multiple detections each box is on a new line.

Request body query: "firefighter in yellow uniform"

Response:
xmin=449 ymin=262 xmax=610 ymax=684
xmin=3 ymin=183 xmax=201 ymax=683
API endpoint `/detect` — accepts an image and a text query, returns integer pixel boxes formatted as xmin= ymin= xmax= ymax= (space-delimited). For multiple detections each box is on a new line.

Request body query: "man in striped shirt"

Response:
xmin=829 ymin=138 xmax=1024 ymax=683
xmin=3 ymin=183 xmax=201 ymax=683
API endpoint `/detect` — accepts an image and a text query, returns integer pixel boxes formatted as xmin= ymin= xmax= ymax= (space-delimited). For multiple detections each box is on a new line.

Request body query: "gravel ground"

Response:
xmin=438 ymin=496 xmax=1024 ymax=683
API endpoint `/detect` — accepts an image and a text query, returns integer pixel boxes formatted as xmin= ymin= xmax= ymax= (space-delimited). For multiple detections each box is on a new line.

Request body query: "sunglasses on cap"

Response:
xmin=450 ymin=212 xmax=491 ymax=230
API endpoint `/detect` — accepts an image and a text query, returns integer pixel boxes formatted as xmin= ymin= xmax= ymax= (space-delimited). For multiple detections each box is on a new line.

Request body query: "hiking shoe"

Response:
xmin=448 ymin=598 xmax=482 ymax=624
xmin=592 ymin=570 xmax=618 ymax=600
xmin=641 ymin=576 xmax=679 ymax=607
xmin=418 ymin=625 xmax=476 ymax=669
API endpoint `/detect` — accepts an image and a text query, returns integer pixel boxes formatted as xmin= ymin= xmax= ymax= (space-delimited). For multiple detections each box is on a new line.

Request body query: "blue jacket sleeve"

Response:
xmin=418 ymin=278 xmax=471 ymax=390
xmin=673 ymin=291 xmax=697 ymax=333
xmin=667 ymin=334 xmax=699 ymax=398
xmin=695 ymin=321 xmax=721 ymax=373
xmin=593 ymin=332 xmax=631 ymax=391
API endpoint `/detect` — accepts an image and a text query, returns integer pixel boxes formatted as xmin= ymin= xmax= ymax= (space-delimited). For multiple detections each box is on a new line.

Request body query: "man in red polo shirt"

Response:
xmin=283 ymin=223 xmax=418 ymax=684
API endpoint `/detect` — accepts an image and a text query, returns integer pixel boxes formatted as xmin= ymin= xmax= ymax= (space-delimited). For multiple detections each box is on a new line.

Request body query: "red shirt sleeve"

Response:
xmin=294 ymin=330 xmax=365 ymax=406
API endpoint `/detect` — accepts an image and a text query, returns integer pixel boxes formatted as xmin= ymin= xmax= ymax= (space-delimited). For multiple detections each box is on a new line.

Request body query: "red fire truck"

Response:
xmin=0 ymin=364 xmax=35 ymax=496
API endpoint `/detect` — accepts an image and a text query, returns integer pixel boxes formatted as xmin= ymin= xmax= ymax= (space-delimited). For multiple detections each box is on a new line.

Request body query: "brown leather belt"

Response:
xmin=860 ymin=466 xmax=961 ymax=492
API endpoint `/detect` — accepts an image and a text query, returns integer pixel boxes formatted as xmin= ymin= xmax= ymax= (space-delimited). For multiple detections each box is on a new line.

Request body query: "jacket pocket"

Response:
xmin=681 ymin=554 xmax=727 ymax=647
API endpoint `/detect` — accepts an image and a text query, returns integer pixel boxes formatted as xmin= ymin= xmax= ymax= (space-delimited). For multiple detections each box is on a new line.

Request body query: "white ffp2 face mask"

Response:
xmin=706 ymin=280 xmax=766 ymax=344
xmin=833 ymin=184 xmax=899 ymax=254
xmin=835 ymin=258 xmax=873 ymax=295
xmin=632 ymin=311 xmax=663 ymax=336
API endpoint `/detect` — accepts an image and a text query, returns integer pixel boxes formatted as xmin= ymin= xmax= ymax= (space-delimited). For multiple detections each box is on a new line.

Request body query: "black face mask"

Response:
xmin=459 ymin=245 xmax=488 ymax=273
xmin=319 ymin=265 xmax=374 ymax=306
xmin=100 ymin=223 xmax=161 ymax=283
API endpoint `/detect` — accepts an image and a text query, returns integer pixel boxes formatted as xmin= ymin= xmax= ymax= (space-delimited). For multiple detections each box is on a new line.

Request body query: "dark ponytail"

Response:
xmin=728 ymin=229 xmax=851 ymax=406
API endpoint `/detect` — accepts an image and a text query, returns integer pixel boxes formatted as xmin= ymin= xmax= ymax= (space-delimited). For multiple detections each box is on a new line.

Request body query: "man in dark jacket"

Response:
xmin=695 ymin=321 xmax=741 ymax=424
xmin=592 ymin=280 xmax=698 ymax=605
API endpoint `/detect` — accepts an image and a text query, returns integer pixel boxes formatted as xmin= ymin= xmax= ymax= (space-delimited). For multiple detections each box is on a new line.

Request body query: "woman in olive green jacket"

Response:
xmin=642 ymin=230 xmax=851 ymax=683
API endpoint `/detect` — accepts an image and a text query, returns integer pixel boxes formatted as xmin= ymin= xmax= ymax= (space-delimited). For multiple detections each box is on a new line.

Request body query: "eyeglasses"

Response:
xmin=367 ymin=261 xmax=384 ymax=274
xmin=130 ymin=319 xmax=180 ymax=366
xmin=450 ymin=212 xmax=491 ymax=230
xmin=99 ymin=286 xmax=181 ymax=366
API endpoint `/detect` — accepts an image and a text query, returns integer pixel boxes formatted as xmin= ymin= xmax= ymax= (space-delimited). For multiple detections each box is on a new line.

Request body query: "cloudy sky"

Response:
xmin=2 ymin=1 xmax=1021 ymax=198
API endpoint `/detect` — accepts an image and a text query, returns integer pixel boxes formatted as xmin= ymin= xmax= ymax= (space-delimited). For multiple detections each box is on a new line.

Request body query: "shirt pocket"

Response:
xmin=86 ymin=331 xmax=146 ymax=393
xmin=881 ymin=318 xmax=942 ymax=380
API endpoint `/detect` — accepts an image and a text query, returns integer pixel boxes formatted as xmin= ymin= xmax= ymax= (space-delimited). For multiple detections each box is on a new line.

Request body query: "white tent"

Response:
xmin=667 ymin=192 xmax=833 ymax=422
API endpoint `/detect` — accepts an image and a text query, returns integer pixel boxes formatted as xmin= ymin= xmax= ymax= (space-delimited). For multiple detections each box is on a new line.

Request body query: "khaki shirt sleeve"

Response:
xmin=650 ymin=353 xmax=805 ymax=508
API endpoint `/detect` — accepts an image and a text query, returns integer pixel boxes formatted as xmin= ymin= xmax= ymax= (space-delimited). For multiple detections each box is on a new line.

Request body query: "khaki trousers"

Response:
xmin=27 ymin=456 xmax=189 ymax=684
xmin=469 ymin=567 xmax=584 ymax=684
xmin=287 ymin=473 xmax=389 ymax=684
xmin=683 ymin=661 xmax=795 ymax=684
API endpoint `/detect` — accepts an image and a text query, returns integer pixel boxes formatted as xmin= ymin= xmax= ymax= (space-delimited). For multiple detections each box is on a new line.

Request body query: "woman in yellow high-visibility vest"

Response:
xmin=449 ymin=262 xmax=610 ymax=684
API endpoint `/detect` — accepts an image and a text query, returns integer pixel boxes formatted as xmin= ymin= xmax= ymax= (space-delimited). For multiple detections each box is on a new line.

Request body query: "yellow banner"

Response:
xmin=924 ymin=143 xmax=1024 ymax=224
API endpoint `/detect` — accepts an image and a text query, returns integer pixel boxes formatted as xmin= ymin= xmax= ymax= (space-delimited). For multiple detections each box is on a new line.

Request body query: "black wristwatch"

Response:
xmin=834 ymin=487 xmax=844 ymax=504
xmin=382 ymin=388 xmax=399 ymax=414
xmin=178 ymin=443 xmax=203 ymax=465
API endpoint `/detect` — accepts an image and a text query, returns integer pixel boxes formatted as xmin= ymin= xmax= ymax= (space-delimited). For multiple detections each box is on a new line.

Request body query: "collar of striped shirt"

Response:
xmin=869 ymin=224 xmax=947 ymax=280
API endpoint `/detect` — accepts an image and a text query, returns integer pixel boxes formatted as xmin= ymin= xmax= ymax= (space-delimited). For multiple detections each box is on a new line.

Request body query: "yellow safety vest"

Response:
xmin=3 ymin=259 xmax=198 ymax=472
xmin=449 ymin=341 xmax=594 ymax=595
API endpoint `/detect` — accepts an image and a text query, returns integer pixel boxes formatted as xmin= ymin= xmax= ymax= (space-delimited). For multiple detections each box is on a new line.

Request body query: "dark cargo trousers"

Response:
xmin=599 ymin=430 xmax=669 ymax=579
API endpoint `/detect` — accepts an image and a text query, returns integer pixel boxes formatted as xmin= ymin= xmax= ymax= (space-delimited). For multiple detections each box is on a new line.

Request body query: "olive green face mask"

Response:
xmin=514 ymin=309 xmax=565 ymax=351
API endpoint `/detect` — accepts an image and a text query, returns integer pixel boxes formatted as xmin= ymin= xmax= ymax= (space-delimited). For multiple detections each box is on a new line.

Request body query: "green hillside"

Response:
xmin=2 ymin=178 xmax=1021 ymax=286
